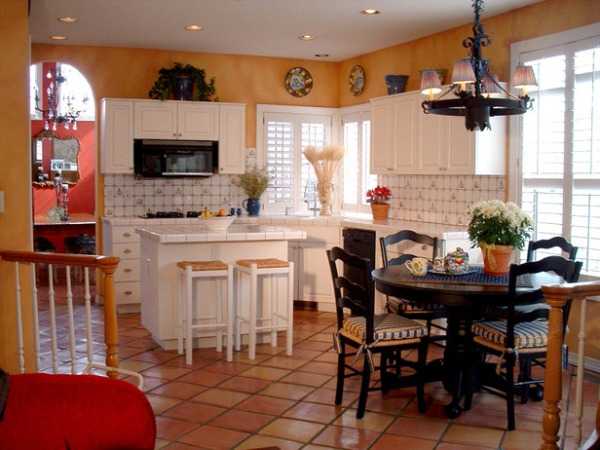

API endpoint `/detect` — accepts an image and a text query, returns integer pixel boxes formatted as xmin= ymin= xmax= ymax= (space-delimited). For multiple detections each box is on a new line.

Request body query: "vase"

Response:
xmin=385 ymin=74 xmax=409 ymax=95
xmin=174 ymin=75 xmax=194 ymax=101
xmin=371 ymin=203 xmax=390 ymax=221
xmin=242 ymin=198 xmax=261 ymax=216
xmin=317 ymin=182 xmax=333 ymax=216
xmin=481 ymin=244 xmax=514 ymax=276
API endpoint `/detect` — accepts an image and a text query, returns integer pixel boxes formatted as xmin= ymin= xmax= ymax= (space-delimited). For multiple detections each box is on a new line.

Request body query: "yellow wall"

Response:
xmin=0 ymin=0 xmax=34 ymax=372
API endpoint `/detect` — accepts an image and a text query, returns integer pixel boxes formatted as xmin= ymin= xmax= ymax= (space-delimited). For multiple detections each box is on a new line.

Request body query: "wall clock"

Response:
xmin=349 ymin=65 xmax=366 ymax=96
xmin=285 ymin=67 xmax=313 ymax=97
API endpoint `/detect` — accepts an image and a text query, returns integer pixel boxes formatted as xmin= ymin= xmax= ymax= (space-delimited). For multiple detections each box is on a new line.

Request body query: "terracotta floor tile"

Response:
xmin=262 ymin=356 xmax=310 ymax=370
xmin=304 ymin=387 xmax=358 ymax=407
xmin=155 ymin=416 xmax=200 ymax=441
xmin=192 ymin=388 xmax=250 ymax=407
xmin=334 ymin=409 xmax=394 ymax=432
xmin=150 ymin=381 xmax=208 ymax=400
xmin=147 ymin=394 xmax=182 ymax=415
xmin=154 ymin=438 xmax=170 ymax=449
xmin=362 ymin=392 xmax=413 ymax=414
xmin=280 ymin=371 xmax=331 ymax=387
xmin=131 ymin=376 xmax=168 ymax=392
xmin=435 ymin=444 xmax=496 ymax=450
xmin=283 ymin=401 xmax=343 ymax=424
xmin=142 ymin=366 xmax=193 ymax=380
xmin=386 ymin=416 xmax=448 ymax=440
xmin=314 ymin=352 xmax=339 ymax=364
xmin=442 ymin=424 xmax=504 ymax=448
xmin=259 ymin=417 xmax=325 ymax=443
xmin=302 ymin=445 xmax=339 ymax=450
xmin=164 ymin=442 xmax=203 ymax=450
xmin=235 ymin=434 xmax=302 ymax=450
xmin=312 ymin=425 xmax=381 ymax=450
xmin=323 ymin=376 xmax=362 ymax=393
xmin=254 ymin=343 xmax=287 ymax=355
xmin=501 ymin=429 xmax=542 ymax=449
xmin=119 ymin=359 xmax=156 ymax=372
xmin=231 ymin=352 xmax=271 ymax=364
xmin=309 ymin=333 xmax=334 ymax=343
xmin=240 ymin=366 xmax=291 ymax=381
xmin=178 ymin=369 xmax=232 ymax=386
xmin=162 ymin=401 xmax=226 ymax=423
xmin=236 ymin=394 xmax=297 ymax=416
xmin=260 ymin=382 xmax=314 ymax=401
xmin=210 ymin=409 xmax=275 ymax=433
xmin=290 ymin=349 xmax=324 ymax=360
xmin=130 ymin=349 xmax=179 ymax=364
xmin=298 ymin=361 xmax=338 ymax=376
xmin=294 ymin=340 xmax=333 ymax=352
xmin=203 ymin=360 xmax=255 ymax=375
xmin=178 ymin=425 xmax=249 ymax=449
xmin=218 ymin=376 xmax=271 ymax=394
xmin=371 ymin=434 xmax=437 ymax=450
xmin=118 ymin=346 xmax=145 ymax=359
xmin=163 ymin=356 xmax=215 ymax=370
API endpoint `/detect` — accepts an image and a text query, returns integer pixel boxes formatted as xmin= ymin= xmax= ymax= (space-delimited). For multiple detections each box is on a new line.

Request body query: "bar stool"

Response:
xmin=177 ymin=260 xmax=234 ymax=364
xmin=235 ymin=258 xmax=294 ymax=360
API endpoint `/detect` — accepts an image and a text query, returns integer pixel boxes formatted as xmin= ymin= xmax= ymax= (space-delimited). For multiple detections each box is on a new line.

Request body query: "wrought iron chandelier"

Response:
xmin=35 ymin=65 xmax=88 ymax=132
xmin=420 ymin=0 xmax=537 ymax=131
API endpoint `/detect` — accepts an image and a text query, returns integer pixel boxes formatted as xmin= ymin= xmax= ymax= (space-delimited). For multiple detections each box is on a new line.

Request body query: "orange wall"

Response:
xmin=0 ymin=0 xmax=34 ymax=372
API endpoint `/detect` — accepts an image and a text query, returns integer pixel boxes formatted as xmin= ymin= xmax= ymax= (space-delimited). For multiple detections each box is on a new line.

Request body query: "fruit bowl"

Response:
xmin=199 ymin=216 xmax=235 ymax=232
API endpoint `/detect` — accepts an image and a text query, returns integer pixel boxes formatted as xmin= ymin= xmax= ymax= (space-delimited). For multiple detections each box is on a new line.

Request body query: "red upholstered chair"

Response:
xmin=0 ymin=372 xmax=155 ymax=450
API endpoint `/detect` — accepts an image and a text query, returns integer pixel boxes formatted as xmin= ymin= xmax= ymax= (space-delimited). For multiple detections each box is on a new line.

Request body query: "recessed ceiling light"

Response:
xmin=361 ymin=9 xmax=381 ymax=15
xmin=50 ymin=35 xmax=68 ymax=40
xmin=315 ymin=54 xmax=330 ymax=58
xmin=184 ymin=24 xmax=203 ymax=31
xmin=299 ymin=34 xmax=315 ymax=41
xmin=57 ymin=16 xmax=78 ymax=23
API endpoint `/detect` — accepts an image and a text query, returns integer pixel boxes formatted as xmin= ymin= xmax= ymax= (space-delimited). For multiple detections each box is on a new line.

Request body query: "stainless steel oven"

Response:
xmin=134 ymin=139 xmax=218 ymax=177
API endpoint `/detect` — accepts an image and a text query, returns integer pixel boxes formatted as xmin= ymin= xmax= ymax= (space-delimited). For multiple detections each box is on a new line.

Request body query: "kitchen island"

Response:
xmin=136 ymin=223 xmax=306 ymax=349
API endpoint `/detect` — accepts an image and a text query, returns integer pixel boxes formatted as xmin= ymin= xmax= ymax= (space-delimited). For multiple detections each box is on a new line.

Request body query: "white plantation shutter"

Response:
xmin=265 ymin=119 xmax=294 ymax=208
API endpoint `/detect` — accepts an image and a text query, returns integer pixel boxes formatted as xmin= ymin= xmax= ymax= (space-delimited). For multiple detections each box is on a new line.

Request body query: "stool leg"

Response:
xmin=216 ymin=277 xmax=223 ymax=353
xmin=185 ymin=266 xmax=193 ymax=366
xmin=235 ymin=269 xmax=242 ymax=352
xmin=227 ymin=265 xmax=234 ymax=362
xmin=286 ymin=262 xmax=294 ymax=356
xmin=177 ymin=270 xmax=184 ymax=355
xmin=271 ymin=276 xmax=278 ymax=348
xmin=249 ymin=264 xmax=258 ymax=360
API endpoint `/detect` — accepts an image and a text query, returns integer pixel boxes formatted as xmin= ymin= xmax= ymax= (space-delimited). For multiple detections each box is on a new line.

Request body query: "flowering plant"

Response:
xmin=468 ymin=200 xmax=534 ymax=250
xmin=366 ymin=186 xmax=392 ymax=204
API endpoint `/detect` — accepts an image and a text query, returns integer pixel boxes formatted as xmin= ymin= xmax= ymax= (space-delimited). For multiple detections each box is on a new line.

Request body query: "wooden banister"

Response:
xmin=540 ymin=281 xmax=600 ymax=450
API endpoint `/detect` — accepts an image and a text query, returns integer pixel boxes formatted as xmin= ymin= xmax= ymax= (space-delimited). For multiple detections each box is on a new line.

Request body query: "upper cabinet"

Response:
xmin=101 ymin=99 xmax=134 ymax=174
xmin=370 ymin=90 xmax=506 ymax=175
xmin=177 ymin=102 xmax=219 ymax=140
xmin=218 ymin=104 xmax=246 ymax=174
xmin=134 ymin=101 xmax=178 ymax=139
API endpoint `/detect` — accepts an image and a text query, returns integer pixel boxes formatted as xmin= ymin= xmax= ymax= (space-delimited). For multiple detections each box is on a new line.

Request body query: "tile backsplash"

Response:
xmin=378 ymin=174 xmax=505 ymax=226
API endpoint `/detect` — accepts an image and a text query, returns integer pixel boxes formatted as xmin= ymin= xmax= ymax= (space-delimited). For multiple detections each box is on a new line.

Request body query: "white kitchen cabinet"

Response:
xmin=371 ymin=101 xmax=397 ymax=174
xmin=178 ymin=102 xmax=219 ymax=140
xmin=218 ymin=104 xmax=246 ymax=174
xmin=100 ymin=99 xmax=134 ymax=174
xmin=134 ymin=101 xmax=178 ymax=139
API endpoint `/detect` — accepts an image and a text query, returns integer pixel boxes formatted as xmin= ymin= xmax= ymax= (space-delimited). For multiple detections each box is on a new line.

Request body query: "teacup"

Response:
xmin=405 ymin=257 xmax=429 ymax=276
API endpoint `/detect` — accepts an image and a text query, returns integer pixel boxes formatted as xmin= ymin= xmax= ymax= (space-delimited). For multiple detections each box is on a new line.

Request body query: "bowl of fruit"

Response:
xmin=199 ymin=209 xmax=235 ymax=231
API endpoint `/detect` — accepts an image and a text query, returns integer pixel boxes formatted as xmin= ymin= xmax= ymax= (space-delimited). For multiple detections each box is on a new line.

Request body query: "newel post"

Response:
xmin=100 ymin=257 xmax=120 ymax=378
xmin=539 ymin=286 xmax=568 ymax=450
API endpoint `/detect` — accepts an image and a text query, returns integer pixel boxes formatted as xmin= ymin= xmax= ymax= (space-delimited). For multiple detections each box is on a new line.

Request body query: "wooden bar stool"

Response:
xmin=235 ymin=258 xmax=294 ymax=360
xmin=177 ymin=260 xmax=234 ymax=364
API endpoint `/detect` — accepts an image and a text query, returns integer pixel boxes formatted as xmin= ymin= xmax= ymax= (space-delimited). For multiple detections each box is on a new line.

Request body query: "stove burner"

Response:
xmin=142 ymin=211 xmax=185 ymax=219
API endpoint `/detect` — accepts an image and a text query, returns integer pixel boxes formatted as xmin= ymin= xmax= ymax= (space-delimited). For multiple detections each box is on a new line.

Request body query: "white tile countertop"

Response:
xmin=135 ymin=224 xmax=307 ymax=243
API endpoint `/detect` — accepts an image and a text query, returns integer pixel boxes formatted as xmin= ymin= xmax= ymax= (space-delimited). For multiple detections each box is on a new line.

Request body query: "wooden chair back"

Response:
xmin=380 ymin=230 xmax=438 ymax=268
xmin=527 ymin=236 xmax=578 ymax=262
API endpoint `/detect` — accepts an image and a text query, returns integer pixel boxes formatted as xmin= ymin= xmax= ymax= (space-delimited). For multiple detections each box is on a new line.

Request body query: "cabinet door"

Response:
xmin=371 ymin=101 xmax=397 ymax=174
xmin=178 ymin=102 xmax=219 ymax=140
xmin=417 ymin=112 xmax=445 ymax=174
xmin=218 ymin=105 xmax=245 ymax=174
xmin=134 ymin=101 xmax=178 ymax=139
xmin=394 ymin=95 xmax=419 ymax=173
xmin=446 ymin=116 xmax=474 ymax=174
xmin=101 ymin=99 xmax=134 ymax=174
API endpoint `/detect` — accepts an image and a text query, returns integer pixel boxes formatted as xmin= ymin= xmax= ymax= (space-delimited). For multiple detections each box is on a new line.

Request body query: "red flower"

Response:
xmin=366 ymin=185 xmax=392 ymax=203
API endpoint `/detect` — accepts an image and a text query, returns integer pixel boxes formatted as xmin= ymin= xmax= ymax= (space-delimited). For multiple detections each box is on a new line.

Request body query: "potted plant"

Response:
xmin=236 ymin=169 xmax=269 ymax=217
xmin=366 ymin=186 xmax=392 ymax=221
xmin=148 ymin=63 xmax=216 ymax=101
xmin=468 ymin=200 xmax=533 ymax=275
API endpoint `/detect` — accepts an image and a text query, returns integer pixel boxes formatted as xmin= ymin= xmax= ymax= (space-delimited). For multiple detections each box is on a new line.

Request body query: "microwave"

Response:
xmin=134 ymin=139 xmax=218 ymax=177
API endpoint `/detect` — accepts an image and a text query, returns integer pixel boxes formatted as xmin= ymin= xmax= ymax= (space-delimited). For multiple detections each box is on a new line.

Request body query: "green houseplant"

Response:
xmin=148 ymin=63 xmax=216 ymax=101
xmin=236 ymin=169 xmax=269 ymax=217
xmin=468 ymin=200 xmax=533 ymax=275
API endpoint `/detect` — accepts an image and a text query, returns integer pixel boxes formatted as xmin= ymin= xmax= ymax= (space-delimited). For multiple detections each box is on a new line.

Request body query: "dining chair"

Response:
xmin=327 ymin=246 xmax=429 ymax=419
xmin=527 ymin=236 xmax=578 ymax=262
xmin=380 ymin=230 xmax=446 ymax=339
xmin=468 ymin=255 xmax=583 ymax=430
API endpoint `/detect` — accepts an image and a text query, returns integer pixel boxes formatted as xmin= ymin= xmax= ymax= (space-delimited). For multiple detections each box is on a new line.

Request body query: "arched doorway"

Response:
xmin=30 ymin=61 xmax=97 ymax=262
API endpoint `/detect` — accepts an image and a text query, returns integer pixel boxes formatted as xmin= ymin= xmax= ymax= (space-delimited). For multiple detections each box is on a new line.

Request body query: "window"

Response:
xmin=29 ymin=64 xmax=41 ymax=119
xmin=58 ymin=63 xmax=95 ymax=121
xmin=342 ymin=110 xmax=376 ymax=212
xmin=512 ymin=25 xmax=600 ymax=275
xmin=260 ymin=107 xmax=333 ymax=213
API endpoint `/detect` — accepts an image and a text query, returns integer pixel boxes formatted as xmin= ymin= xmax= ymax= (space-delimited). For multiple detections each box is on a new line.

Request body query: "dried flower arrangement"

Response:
xmin=303 ymin=145 xmax=345 ymax=216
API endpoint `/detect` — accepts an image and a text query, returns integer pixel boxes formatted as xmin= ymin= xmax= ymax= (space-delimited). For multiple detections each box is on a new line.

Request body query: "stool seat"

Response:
xmin=236 ymin=258 xmax=289 ymax=269
xmin=177 ymin=260 xmax=228 ymax=271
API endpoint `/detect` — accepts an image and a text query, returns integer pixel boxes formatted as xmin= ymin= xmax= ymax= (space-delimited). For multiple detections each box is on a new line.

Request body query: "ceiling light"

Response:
xmin=315 ymin=54 xmax=330 ymax=58
xmin=299 ymin=34 xmax=315 ymax=41
xmin=57 ymin=16 xmax=78 ymax=23
xmin=361 ymin=9 xmax=380 ymax=15
xmin=50 ymin=35 xmax=68 ymax=40
xmin=184 ymin=24 xmax=203 ymax=31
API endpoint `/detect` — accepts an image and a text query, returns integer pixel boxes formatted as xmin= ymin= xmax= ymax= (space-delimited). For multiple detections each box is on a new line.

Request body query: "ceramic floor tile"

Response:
xmin=147 ymin=394 xmax=182 ymax=415
xmin=236 ymin=394 xmax=297 ymax=416
xmin=280 ymin=371 xmax=332 ymax=387
xmin=142 ymin=366 xmax=193 ymax=380
xmin=442 ymin=424 xmax=504 ymax=448
xmin=304 ymin=388 xmax=358 ymax=407
xmin=177 ymin=369 xmax=232 ymax=386
xmin=290 ymin=349 xmax=324 ymax=360
xmin=371 ymin=434 xmax=437 ymax=450
xmin=235 ymin=434 xmax=303 ymax=450
xmin=239 ymin=366 xmax=291 ymax=381
xmin=333 ymin=409 xmax=395 ymax=432
xmin=154 ymin=438 xmax=170 ymax=449
xmin=178 ymin=425 xmax=249 ymax=449
xmin=500 ymin=429 xmax=542 ymax=449
xmin=435 ymin=444 xmax=496 ymax=450
xmin=155 ymin=416 xmax=200 ymax=441
xmin=386 ymin=416 xmax=448 ymax=440
xmin=302 ymin=446 xmax=339 ymax=450
xmin=262 ymin=356 xmax=311 ymax=370
xmin=150 ymin=381 xmax=209 ymax=400
xmin=283 ymin=402 xmax=343 ymax=424
xmin=259 ymin=417 xmax=325 ymax=443
xmin=131 ymin=350 xmax=180 ymax=364
xmin=259 ymin=382 xmax=314 ymax=401
xmin=203 ymin=361 xmax=255 ymax=375
xmin=192 ymin=388 xmax=250 ymax=407
xmin=294 ymin=341 xmax=333 ymax=352
xmin=163 ymin=442 xmax=202 ymax=450
xmin=312 ymin=425 xmax=381 ymax=450
xmin=298 ymin=361 xmax=338 ymax=376
xmin=210 ymin=409 xmax=275 ymax=433
xmin=162 ymin=401 xmax=227 ymax=423
xmin=218 ymin=376 xmax=271 ymax=394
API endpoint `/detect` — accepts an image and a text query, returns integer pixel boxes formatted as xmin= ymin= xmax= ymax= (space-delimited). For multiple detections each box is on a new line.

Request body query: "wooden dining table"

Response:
xmin=372 ymin=265 xmax=561 ymax=419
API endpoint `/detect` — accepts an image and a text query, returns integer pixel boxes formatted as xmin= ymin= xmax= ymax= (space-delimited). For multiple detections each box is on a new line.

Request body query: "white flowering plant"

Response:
xmin=468 ymin=200 xmax=534 ymax=250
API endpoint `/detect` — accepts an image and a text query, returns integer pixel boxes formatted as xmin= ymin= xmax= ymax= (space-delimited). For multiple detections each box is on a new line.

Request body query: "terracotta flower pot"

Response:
xmin=481 ymin=244 xmax=514 ymax=276
xmin=371 ymin=203 xmax=390 ymax=221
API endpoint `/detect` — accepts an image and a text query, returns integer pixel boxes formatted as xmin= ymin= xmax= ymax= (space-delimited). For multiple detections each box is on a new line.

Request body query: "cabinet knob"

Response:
xmin=123 ymin=232 xmax=131 ymax=237
xmin=124 ymin=268 xmax=132 ymax=273
xmin=124 ymin=291 xmax=133 ymax=296
xmin=123 ymin=249 xmax=132 ymax=254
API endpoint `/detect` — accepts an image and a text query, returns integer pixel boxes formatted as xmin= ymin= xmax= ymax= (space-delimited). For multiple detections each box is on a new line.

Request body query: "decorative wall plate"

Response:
xmin=349 ymin=65 xmax=366 ymax=96
xmin=285 ymin=67 xmax=313 ymax=97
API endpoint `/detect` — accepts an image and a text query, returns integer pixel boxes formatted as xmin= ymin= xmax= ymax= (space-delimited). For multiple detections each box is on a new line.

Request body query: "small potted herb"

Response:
xmin=366 ymin=186 xmax=392 ymax=221
xmin=236 ymin=169 xmax=269 ymax=216
xmin=149 ymin=63 xmax=216 ymax=101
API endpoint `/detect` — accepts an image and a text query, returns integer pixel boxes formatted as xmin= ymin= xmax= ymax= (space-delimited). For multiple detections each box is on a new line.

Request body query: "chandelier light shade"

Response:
xmin=421 ymin=0 xmax=536 ymax=131
xmin=512 ymin=64 xmax=538 ymax=95
xmin=420 ymin=69 xmax=443 ymax=99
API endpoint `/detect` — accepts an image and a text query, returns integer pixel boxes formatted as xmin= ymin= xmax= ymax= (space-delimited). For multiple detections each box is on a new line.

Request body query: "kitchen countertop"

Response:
xmin=35 ymin=213 xmax=96 ymax=226
xmin=135 ymin=224 xmax=307 ymax=243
